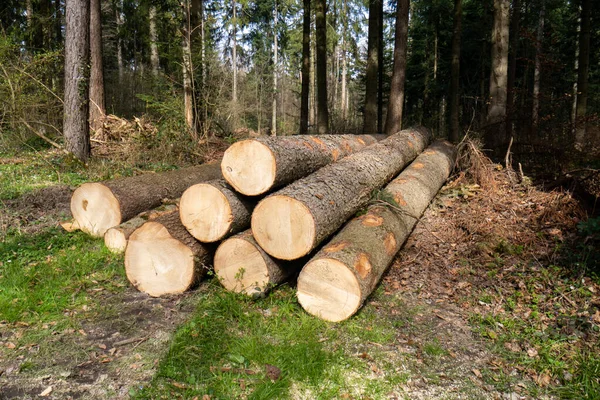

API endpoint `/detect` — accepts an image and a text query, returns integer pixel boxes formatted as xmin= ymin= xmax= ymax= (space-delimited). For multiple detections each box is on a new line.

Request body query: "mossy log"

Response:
xmin=180 ymin=180 xmax=256 ymax=243
xmin=297 ymin=141 xmax=456 ymax=322
xmin=71 ymin=162 xmax=222 ymax=236
xmin=124 ymin=210 xmax=214 ymax=297
xmin=251 ymin=128 xmax=431 ymax=260
xmin=221 ymin=134 xmax=384 ymax=196
xmin=104 ymin=204 xmax=178 ymax=253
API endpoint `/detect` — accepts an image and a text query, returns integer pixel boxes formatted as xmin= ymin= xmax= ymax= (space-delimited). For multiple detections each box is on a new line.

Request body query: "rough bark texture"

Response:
xmin=487 ymin=0 xmax=510 ymax=127
xmin=315 ymin=0 xmax=329 ymax=134
xmin=71 ymin=162 xmax=222 ymax=236
xmin=63 ymin=0 xmax=90 ymax=161
xmin=180 ymin=179 xmax=256 ymax=242
xmin=222 ymin=134 xmax=384 ymax=196
xmin=104 ymin=204 xmax=177 ymax=253
xmin=363 ymin=0 xmax=381 ymax=135
xmin=448 ymin=0 xmax=462 ymax=143
xmin=384 ymin=0 xmax=410 ymax=136
xmin=297 ymin=141 xmax=456 ymax=322
xmin=252 ymin=128 xmax=432 ymax=260
xmin=300 ymin=0 xmax=310 ymax=135
xmin=575 ymin=0 xmax=591 ymax=149
xmin=214 ymin=230 xmax=298 ymax=296
xmin=506 ymin=0 xmax=520 ymax=141
xmin=149 ymin=5 xmax=159 ymax=76
xmin=89 ymin=0 xmax=105 ymax=138
xmin=531 ymin=1 xmax=544 ymax=134
xmin=125 ymin=210 xmax=214 ymax=297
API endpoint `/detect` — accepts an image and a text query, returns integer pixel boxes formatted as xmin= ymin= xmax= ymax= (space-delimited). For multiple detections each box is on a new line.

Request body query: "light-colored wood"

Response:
xmin=70 ymin=182 xmax=121 ymax=236
xmin=60 ymin=219 xmax=80 ymax=232
xmin=180 ymin=183 xmax=231 ymax=242
xmin=104 ymin=225 xmax=129 ymax=253
xmin=221 ymin=140 xmax=276 ymax=196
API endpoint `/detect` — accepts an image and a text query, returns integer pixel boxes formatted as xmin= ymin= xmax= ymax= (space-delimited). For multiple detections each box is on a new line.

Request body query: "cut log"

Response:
xmin=104 ymin=204 xmax=177 ymax=253
xmin=180 ymin=180 xmax=256 ymax=243
xmin=60 ymin=219 xmax=80 ymax=232
xmin=251 ymin=128 xmax=431 ymax=260
xmin=124 ymin=210 xmax=214 ymax=297
xmin=297 ymin=141 xmax=456 ymax=321
xmin=221 ymin=134 xmax=384 ymax=196
xmin=214 ymin=230 xmax=299 ymax=296
xmin=71 ymin=162 xmax=222 ymax=236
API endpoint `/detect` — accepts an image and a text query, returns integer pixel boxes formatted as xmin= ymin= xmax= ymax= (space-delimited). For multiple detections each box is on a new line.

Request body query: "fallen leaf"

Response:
xmin=472 ymin=369 xmax=482 ymax=378
xmin=592 ymin=310 xmax=600 ymax=324
xmin=40 ymin=386 xmax=52 ymax=397
xmin=536 ymin=373 xmax=551 ymax=387
xmin=97 ymin=343 xmax=107 ymax=350
xmin=265 ymin=364 xmax=281 ymax=381
xmin=4 ymin=342 xmax=16 ymax=349
xmin=202 ymin=395 xmax=211 ymax=400
xmin=527 ymin=348 xmax=538 ymax=358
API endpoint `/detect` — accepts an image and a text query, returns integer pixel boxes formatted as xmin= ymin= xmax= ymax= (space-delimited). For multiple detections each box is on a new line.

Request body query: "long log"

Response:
xmin=297 ymin=141 xmax=456 ymax=322
xmin=71 ymin=162 xmax=222 ymax=236
xmin=221 ymin=134 xmax=384 ymax=196
xmin=104 ymin=204 xmax=177 ymax=253
xmin=124 ymin=210 xmax=214 ymax=297
xmin=251 ymin=128 xmax=431 ymax=260
xmin=180 ymin=180 xmax=255 ymax=243
xmin=214 ymin=230 xmax=299 ymax=296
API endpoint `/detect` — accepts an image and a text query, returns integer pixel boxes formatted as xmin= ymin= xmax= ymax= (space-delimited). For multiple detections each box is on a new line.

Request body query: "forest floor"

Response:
xmin=0 ymin=145 xmax=599 ymax=400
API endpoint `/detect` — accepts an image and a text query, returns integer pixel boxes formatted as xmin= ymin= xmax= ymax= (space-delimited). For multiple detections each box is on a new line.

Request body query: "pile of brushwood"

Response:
xmin=67 ymin=128 xmax=457 ymax=321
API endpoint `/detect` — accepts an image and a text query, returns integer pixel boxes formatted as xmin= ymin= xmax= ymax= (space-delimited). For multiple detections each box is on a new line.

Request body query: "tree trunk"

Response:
xmin=115 ymin=0 xmax=124 ymax=84
xmin=575 ymin=0 xmax=591 ymax=149
xmin=486 ymin=0 xmax=510 ymax=146
xmin=222 ymin=134 xmax=383 ymax=196
xmin=252 ymin=128 xmax=431 ymax=260
xmin=104 ymin=205 xmax=178 ymax=253
xmin=149 ymin=5 xmax=159 ymax=76
xmin=384 ymin=0 xmax=409 ymax=136
xmin=71 ymin=162 xmax=222 ymax=236
xmin=363 ymin=0 xmax=381 ymax=135
xmin=63 ymin=0 xmax=90 ymax=162
xmin=315 ymin=0 xmax=329 ymax=134
xmin=300 ymin=0 xmax=311 ymax=135
xmin=531 ymin=1 xmax=544 ymax=135
xmin=125 ymin=210 xmax=214 ymax=297
xmin=506 ymin=0 xmax=520 ymax=141
xmin=272 ymin=2 xmax=278 ymax=136
xmin=89 ymin=0 xmax=105 ymax=140
xmin=232 ymin=0 xmax=238 ymax=105
xmin=297 ymin=140 xmax=456 ymax=322
xmin=377 ymin=0 xmax=384 ymax=133
xmin=182 ymin=1 xmax=196 ymax=137
xmin=310 ymin=24 xmax=316 ymax=129
xmin=180 ymin=179 xmax=256 ymax=243
xmin=449 ymin=0 xmax=462 ymax=143
xmin=214 ymin=230 xmax=298 ymax=296
xmin=340 ymin=0 xmax=348 ymax=121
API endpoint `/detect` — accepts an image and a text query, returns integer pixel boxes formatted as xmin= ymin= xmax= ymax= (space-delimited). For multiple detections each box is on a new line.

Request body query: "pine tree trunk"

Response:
xmin=384 ymin=0 xmax=409 ymax=136
xmin=297 ymin=141 xmax=456 ymax=322
xmin=300 ymin=0 xmax=311 ymax=135
xmin=232 ymin=0 xmax=238 ymax=105
xmin=222 ymin=134 xmax=383 ymax=196
xmin=149 ymin=5 xmax=159 ymax=76
xmin=506 ymin=0 xmax=520 ymax=141
xmin=125 ymin=211 xmax=214 ymax=297
xmin=63 ymin=0 xmax=90 ymax=162
xmin=272 ymin=2 xmax=278 ymax=137
xmin=340 ymin=0 xmax=348 ymax=121
xmin=252 ymin=128 xmax=431 ymax=260
xmin=214 ymin=230 xmax=298 ymax=296
xmin=315 ymin=0 xmax=329 ymax=134
xmin=363 ymin=0 xmax=380 ymax=134
xmin=182 ymin=1 xmax=195 ymax=137
xmin=531 ymin=1 xmax=544 ymax=135
xmin=71 ymin=162 xmax=222 ymax=236
xmin=377 ymin=0 xmax=383 ymax=133
xmin=89 ymin=0 xmax=105 ymax=140
xmin=448 ymin=0 xmax=462 ymax=143
xmin=575 ymin=0 xmax=591 ymax=149
xmin=115 ymin=0 xmax=124 ymax=84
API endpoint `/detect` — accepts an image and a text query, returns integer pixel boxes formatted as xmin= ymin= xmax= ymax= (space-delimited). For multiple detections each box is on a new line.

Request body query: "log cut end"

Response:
xmin=297 ymin=258 xmax=361 ymax=322
xmin=104 ymin=227 xmax=127 ymax=253
xmin=180 ymin=183 xmax=232 ymax=242
xmin=125 ymin=221 xmax=195 ymax=297
xmin=251 ymin=195 xmax=316 ymax=260
xmin=70 ymin=183 xmax=121 ymax=236
xmin=221 ymin=140 xmax=277 ymax=196
xmin=214 ymin=237 xmax=271 ymax=296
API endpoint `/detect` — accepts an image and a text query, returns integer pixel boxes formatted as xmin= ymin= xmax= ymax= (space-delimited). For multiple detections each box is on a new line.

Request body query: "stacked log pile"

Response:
xmin=69 ymin=129 xmax=455 ymax=320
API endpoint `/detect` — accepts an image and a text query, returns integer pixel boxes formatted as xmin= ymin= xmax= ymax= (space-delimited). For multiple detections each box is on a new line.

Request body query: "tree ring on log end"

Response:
xmin=104 ymin=228 xmax=127 ymax=253
xmin=221 ymin=140 xmax=277 ymax=196
xmin=297 ymin=258 xmax=361 ymax=322
xmin=214 ymin=237 xmax=270 ymax=296
xmin=125 ymin=222 xmax=195 ymax=297
xmin=180 ymin=183 xmax=232 ymax=242
xmin=252 ymin=195 xmax=316 ymax=260
xmin=71 ymin=183 xmax=121 ymax=236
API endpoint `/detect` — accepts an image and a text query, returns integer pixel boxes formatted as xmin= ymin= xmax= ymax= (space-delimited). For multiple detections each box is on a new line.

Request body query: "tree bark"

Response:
xmin=104 ymin=205 xmax=178 ymax=253
xmin=297 ymin=140 xmax=456 ymax=322
xmin=214 ymin=230 xmax=299 ymax=296
xmin=222 ymin=134 xmax=384 ymax=196
xmin=180 ymin=179 xmax=257 ymax=243
xmin=149 ymin=5 xmax=160 ymax=76
xmin=377 ymin=0 xmax=384 ymax=133
xmin=384 ymin=0 xmax=409 ymax=136
xmin=63 ymin=0 xmax=90 ymax=162
xmin=363 ymin=0 xmax=381 ymax=135
xmin=315 ymin=0 xmax=329 ymax=134
xmin=125 ymin=210 xmax=214 ymax=297
xmin=232 ymin=0 xmax=238 ymax=105
xmin=506 ymin=0 xmax=520 ymax=141
xmin=340 ymin=0 xmax=348 ymax=121
xmin=575 ymin=0 xmax=591 ymax=149
xmin=272 ymin=2 xmax=278 ymax=136
xmin=448 ymin=0 xmax=462 ymax=143
xmin=182 ymin=1 xmax=196 ymax=137
xmin=71 ymin=162 xmax=222 ymax=236
xmin=300 ymin=0 xmax=311 ymax=135
xmin=252 ymin=128 xmax=432 ymax=260
xmin=89 ymin=0 xmax=105 ymax=140
xmin=531 ymin=1 xmax=544 ymax=135
xmin=115 ymin=0 xmax=124 ymax=84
